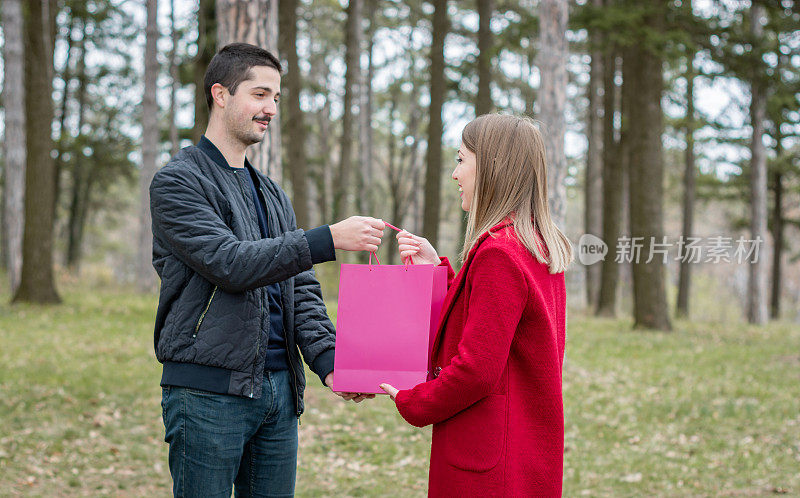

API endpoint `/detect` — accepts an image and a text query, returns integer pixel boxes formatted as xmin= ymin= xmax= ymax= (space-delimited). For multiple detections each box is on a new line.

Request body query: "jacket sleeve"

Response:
xmin=150 ymin=165 xmax=313 ymax=293
xmin=394 ymin=245 xmax=526 ymax=427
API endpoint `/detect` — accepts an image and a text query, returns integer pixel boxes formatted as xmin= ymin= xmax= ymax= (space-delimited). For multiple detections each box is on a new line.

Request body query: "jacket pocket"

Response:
xmin=193 ymin=285 xmax=218 ymax=339
xmin=443 ymin=393 xmax=508 ymax=472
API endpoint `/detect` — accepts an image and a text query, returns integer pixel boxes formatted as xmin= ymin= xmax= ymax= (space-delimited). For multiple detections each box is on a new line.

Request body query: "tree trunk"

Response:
xmin=169 ymin=0 xmax=180 ymax=156
xmin=537 ymin=0 xmax=568 ymax=227
xmin=476 ymin=0 xmax=493 ymax=116
xmin=66 ymin=167 xmax=92 ymax=271
xmin=769 ymin=49 xmax=791 ymax=321
xmin=747 ymin=3 xmax=769 ymax=325
xmin=318 ymin=95 xmax=334 ymax=224
xmin=459 ymin=0 xmax=494 ymax=247
xmin=770 ymin=168 xmax=783 ymax=320
xmin=278 ymin=0 xmax=309 ymax=228
xmin=596 ymin=49 xmax=622 ymax=317
xmin=525 ymin=47 xmax=536 ymax=118
xmin=13 ymin=0 xmax=61 ymax=304
xmin=386 ymin=94 xmax=401 ymax=264
xmin=626 ymin=2 xmax=671 ymax=331
xmin=193 ymin=0 xmax=216 ymax=143
xmin=137 ymin=0 xmax=159 ymax=292
xmin=422 ymin=0 xmax=448 ymax=247
xmin=2 ymin=0 xmax=26 ymax=293
xmin=584 ymin=0 xmax=604 ymax=308
xmin=66 ymin=19 xmax=90 ymax=269
xmin=388 ymin=83 xmax=423 ymax=264
xmin=320 ymin=98 xmax=332 ymax=223
xmin=53 ymin=14 xmax=77 ymax=224
xmin=216 ymin=0 xmax=281 ymax=183
xmin=333 ymin=0 xmax=362 ymax=221
xmin=676 ymin=51 xmax=696 ymax=318
xmin=357 ymin=0 xmax=377 ymax=216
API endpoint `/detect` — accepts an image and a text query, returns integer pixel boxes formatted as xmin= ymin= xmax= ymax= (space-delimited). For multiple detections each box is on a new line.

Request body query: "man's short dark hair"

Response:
xmin=204 ymin=43 xmax=282 ymax=111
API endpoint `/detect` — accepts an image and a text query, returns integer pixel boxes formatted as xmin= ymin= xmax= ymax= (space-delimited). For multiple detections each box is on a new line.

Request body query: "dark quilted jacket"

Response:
xmin=149 ymin=144 xmax=336 ymax=415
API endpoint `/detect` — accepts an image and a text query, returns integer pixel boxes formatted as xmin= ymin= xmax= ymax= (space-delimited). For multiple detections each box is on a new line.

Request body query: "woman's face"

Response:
xmin=453 ymin=143 xmax=477 ymax=211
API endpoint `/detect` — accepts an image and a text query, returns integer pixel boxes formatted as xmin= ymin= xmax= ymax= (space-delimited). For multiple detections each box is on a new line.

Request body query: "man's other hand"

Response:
xmin=325 ymin=372 xmax=376 ymax=403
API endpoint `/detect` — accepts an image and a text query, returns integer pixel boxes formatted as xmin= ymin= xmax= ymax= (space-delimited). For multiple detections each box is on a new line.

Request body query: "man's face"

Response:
xmin=222 ymin=65 xmax=281 ymax=146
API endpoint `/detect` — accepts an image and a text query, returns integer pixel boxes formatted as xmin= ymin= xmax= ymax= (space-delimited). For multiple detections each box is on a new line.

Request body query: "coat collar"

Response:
xmin=430 ymin=220 xmax=513 ymax=357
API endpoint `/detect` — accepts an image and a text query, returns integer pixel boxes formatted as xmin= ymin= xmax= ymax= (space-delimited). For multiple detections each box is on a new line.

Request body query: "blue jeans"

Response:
xmin=161 ymin=369 xmax=298 ymax=497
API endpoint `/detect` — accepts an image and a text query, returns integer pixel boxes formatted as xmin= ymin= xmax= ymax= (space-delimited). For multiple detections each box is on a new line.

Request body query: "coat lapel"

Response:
xmin=429 ymin=221 xmax=513 ymax=358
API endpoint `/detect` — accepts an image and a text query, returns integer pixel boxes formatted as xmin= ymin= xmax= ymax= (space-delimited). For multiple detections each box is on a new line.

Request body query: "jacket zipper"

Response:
xmin=258 ymin=185 xmax=301 ymax=416
xmin=281 ymin=282 xmax=302 ymax=419
xmin=254 ymin=297 xmax=263 ymax=399
xmin=193 ymin=286 xmax=217 ymax=338
xmin=237 ymin=175 xmax=262 ymax=398
xmin=261 ymin=183 xmax=302 ymax=418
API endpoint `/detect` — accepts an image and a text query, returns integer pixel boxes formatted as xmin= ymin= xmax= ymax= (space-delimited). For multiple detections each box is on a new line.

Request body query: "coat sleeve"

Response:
xmin=150 ymin=166 xmax=313 ymax=294
xmin=394 ymin=245 xmax=526 ymax=427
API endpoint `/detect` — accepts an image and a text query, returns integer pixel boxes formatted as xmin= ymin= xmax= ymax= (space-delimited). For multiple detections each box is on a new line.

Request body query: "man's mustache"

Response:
xmin=253 ymin=116 xmax=272 ymax=123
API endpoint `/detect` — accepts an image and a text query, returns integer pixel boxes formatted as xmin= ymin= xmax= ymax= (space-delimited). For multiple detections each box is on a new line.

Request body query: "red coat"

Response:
xmin=395 ymin=221 xmax=567 ymax=497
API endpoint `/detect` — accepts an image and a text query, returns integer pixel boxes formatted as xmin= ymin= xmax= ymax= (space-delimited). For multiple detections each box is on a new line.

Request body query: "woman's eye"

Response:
xmin=456 ymin=157 xmax=462 ymax=164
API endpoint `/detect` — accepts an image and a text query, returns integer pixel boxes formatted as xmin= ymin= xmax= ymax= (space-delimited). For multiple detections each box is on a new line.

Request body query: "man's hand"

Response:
xmin=325 ymin=372 xmax=376 ymax=403
xmin=330 ymin=216 xmax=386 ymax=252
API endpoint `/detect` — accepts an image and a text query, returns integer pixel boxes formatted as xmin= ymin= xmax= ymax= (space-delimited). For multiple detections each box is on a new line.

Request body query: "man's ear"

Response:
xmin=210 ymin=83 xmax=228 ymax=110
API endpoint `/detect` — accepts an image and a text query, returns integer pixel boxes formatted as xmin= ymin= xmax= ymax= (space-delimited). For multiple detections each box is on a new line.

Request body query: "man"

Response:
xmin=149 ymin=43 xmax=382 ymax=497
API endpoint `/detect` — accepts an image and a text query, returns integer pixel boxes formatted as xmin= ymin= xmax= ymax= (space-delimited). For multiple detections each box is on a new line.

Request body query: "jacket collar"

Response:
xmin=197 ymin=135 xmax=255 ymax=172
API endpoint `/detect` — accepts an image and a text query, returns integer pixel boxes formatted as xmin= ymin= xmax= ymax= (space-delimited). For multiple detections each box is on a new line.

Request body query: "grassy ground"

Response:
xmin=0 ymin=282 xmax=798 ymax=497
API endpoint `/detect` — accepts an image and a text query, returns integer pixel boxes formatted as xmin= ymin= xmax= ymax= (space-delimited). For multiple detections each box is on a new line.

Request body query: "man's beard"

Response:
xmin=230 ymin=115 xmax=270 ymax=147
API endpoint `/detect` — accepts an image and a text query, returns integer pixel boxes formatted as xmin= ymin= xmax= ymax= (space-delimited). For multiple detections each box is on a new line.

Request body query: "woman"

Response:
xmin=380 ymin=114 xmax=573 ymax=497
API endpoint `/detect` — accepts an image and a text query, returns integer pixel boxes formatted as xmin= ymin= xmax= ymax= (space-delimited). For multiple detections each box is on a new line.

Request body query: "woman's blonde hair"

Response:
xmin=460 ymin=114 xmax=573 ymax=274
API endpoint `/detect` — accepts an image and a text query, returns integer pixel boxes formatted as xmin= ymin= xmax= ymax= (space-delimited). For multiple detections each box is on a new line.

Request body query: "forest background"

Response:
xmin=0 ymin=0 xmax=798 ymax=495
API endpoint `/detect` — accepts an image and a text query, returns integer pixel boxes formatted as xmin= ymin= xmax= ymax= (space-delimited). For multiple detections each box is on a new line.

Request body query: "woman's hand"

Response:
xmin=379 ymin=383 xmax=399 ymax=401
xmin=396 ymin=230 xmax=439 ymax=265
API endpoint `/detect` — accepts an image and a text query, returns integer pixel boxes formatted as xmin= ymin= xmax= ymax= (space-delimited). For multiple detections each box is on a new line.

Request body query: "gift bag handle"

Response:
xmin=369 ymin=221 xmax=412 ymax=270
xmin=369 ymin=251 xmax=381 ymax=266
xmin=369 ymin=252 xmax=412 ymax=268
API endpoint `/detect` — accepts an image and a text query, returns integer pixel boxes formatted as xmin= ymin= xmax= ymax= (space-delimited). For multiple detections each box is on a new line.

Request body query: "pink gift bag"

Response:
xmin=332 ymin=255 xmax=447 ymax=394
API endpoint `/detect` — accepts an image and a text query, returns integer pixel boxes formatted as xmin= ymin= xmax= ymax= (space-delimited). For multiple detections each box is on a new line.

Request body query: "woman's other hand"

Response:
xmin=379 ymin=383 xmax=399 ymax=401
xmin=396 ymin=230 xmax=440 ymax=265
